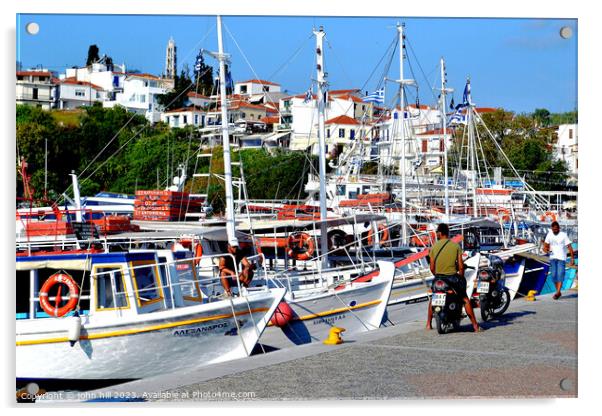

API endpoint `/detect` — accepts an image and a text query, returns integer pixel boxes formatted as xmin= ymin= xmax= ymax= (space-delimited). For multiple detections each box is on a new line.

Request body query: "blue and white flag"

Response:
xmin=462 ymin=80 xmax=471 ymax=105
xmin=194 ymin=52 xmax=203 ymax=72
xmin=363 ymin=87 xmax=385 ymax=104
xmin=303 ymin=88 xmax=313 ymax=103
xmin=449 ymin=108 xmax=467 ymax=125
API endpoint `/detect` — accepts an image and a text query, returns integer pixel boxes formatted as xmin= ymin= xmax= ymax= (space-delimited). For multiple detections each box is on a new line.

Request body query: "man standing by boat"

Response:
xmin=426 ymin=223 xmax=481 ymax=332
xmin=543 ymin=221 xmax=575 ymax=300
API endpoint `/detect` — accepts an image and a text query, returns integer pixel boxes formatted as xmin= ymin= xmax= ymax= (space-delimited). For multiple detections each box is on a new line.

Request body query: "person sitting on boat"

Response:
xmin=426 ymin=223 xmax=482 ymax=333
xmin=542 ymin=221 xmax=575 ymax=300
xmin=219 ymin=244 xmax=256 ymax=296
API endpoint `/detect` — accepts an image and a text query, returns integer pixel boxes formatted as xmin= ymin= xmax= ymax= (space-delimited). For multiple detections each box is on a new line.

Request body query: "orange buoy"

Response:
xmin=270 ymin=301 xmax=294 ymax=327
xmin=39 ymin=272 xmax=79 ymax=317
xmin=287 ymin=232 xmax=316 ymax=261
xmin=367 ymin=224 xmax=390 ymax=246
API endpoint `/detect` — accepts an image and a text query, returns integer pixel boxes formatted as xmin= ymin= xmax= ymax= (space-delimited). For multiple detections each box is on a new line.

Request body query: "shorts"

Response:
xmin=549 ymin=259 xmax=566 ymax=284
xmin=433 ymin=274 xmax=467 ymax=299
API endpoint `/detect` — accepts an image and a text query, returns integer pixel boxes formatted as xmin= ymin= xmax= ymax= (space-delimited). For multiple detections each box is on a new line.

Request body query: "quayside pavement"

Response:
xmin=87 ymin=290 xmax=577 ymax=401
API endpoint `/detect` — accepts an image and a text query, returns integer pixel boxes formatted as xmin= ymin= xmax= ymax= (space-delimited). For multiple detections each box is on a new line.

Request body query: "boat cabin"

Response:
xmin=16 ymin=251 xmax=207 ymax=321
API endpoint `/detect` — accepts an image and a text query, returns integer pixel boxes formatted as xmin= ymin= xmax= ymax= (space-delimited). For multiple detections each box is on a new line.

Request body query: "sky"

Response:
xmin=16 ymin=14 xmax=577 ymax=114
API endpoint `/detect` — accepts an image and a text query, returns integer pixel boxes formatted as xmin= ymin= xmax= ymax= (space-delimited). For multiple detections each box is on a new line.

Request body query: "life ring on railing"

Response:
xmin=367 ymin=224 xmax=390 ymax=246
xmin=540 ymin=211 xmax=558 ymax=223
xmin=39 ymin=272 xmax=79 ymax=317
xmin=496 ymin=208 xmax=511 ymax=224
xmin=190 ymin=242 xmax=203 ymax=266
xmin=287 ymin=232 xmax=316 ymax=261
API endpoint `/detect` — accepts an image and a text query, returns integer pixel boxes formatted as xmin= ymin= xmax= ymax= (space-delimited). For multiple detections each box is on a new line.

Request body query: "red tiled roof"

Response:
xmin=60 ymin=77 xmax=104 ymax=90
xmin=329 ymin=89 xmax=360 ymax=95
xmin=475 ymin=107 xmax=497 ymax=113
xmin=407 ymin=104 xmax=431 ymax=110
xmin=17 ymin=71 xmax=52 ymax=77
xmin=336 ymin=94 xmax=364 ymax=103
xmin=325 ymin=115 xmax=360 ymax=125
xmin=238 ymin=79 xmax=280 ymax=86
xmin=126 ymin=73 xmax=161 ymax=80
xmin=260 ymin=116 xmax=280 ymax=124
xmin=417 ymin=128 xmax=453 ymax=136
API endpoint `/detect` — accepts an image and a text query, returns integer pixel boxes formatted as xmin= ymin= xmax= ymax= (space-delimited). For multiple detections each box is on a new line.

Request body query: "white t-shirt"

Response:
xmin=544 ymin=230 xmax=572 ymax=261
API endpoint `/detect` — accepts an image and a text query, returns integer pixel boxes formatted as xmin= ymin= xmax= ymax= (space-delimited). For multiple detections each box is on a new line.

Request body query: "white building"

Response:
xmin=57 ymin=78 xmax=108 ymax=109
xmin=162 ymin=106 xmax=206 ymax=128
xmin=16 ymin=70 xmax=57 ymax=109
xmin=186 ymin=92 xmax=213 ymax=108
xmin=284 ymin=93 xmax=362 ymax=150
xmin=415 ymin=128 xmax=453 ymax=173
xmin=104 ymin=73 xmax=170 ymax=123
xmin=554 ymin=123 xmax=578 ymax=176
xmin=63 ymin=62 xmax=127 ymax=100
xmin=234 ymin=79 xmax=281 ymax=96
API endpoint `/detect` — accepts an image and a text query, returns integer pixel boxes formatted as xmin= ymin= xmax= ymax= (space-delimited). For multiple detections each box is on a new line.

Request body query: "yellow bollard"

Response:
xmin=323 ymin=326 xmax=346 ymax=345
xmin=525 ymin=290 xmax=537 ymax=301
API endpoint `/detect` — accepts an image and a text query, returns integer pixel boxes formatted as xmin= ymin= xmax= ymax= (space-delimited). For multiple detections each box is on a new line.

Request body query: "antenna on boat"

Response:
xmin=216 ymin=15 xmax=239 ymax=247
xmin=313 ymin=25 xmax=329 ymax=268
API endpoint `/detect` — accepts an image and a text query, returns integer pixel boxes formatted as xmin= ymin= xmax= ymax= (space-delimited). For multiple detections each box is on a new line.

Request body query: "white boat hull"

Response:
xmin=259 ymin=262 xmax=394 ymax=348
xmin=16 ymin=289 xmax=285 ymax=380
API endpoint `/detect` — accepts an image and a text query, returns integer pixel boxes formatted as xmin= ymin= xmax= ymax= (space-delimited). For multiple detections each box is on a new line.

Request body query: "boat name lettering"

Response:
xmin=313 ymin=314 xmax=346 ymax=326
xmin=173 ymin=322 xmax=229 ymax=337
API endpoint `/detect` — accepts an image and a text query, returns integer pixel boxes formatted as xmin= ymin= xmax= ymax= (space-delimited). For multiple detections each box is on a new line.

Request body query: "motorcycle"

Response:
xmin=430 ymin=274 xmax=465 ymax=334
xmin=472 ymin=255 xmax=511 ymax=322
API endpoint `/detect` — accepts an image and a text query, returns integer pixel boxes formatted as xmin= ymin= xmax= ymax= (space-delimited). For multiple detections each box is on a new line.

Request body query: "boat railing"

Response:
xmin=89 ymin=252 xmax=279 ymax=315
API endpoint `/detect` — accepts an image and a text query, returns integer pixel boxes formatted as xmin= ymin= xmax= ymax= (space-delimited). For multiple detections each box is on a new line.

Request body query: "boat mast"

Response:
xmin=314 ymin=26 xmax=329 ymax=268
xmin=395 ymin=22 xmax=414 ymax=244
xmin=439 ymin=57 xmax=452 ymax=221
xmin=466 ymin=78 xmax=478 ymax=217
xmin=217 ymin=15 xmax=238 ymax=246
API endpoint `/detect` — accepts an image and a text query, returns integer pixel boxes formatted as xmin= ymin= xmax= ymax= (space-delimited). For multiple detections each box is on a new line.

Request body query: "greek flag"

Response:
xmin=303 ymin=88 xmax=313 ymax=103
xmin=194 ymin=52 xmax=203 ymax=72
xmin=363 ymin=87 xmax=385 ymax=104
xmin=462 ymin=80 xmax=471 ymax=105
xmin=449 ymin=109 xmax=467 ymax=125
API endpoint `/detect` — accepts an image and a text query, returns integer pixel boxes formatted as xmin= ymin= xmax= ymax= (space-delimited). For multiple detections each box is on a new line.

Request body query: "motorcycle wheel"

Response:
xmin=491 ymin=289 xmax=511 ymax=317
xmin=452 ymin=319 xmax=461 ymax=332
xmin=435 ymin=314 xmax=447 ymax=334
xmin=480 ymin=298 xmax=492 ymax=322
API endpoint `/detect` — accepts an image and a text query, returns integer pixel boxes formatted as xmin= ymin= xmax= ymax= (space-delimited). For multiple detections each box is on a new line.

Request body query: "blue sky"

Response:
xmin=16 ymin=14 xmax=577 ymax=113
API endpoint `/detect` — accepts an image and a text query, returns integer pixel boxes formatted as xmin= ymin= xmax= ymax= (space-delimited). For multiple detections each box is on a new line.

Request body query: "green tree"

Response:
xmin=86 ymin=44 xmax=100 ymax=66
xmin=533 ymin=108 xmax=551 ymax=127
xmin=157 ymin=69 xmax=194 ymax=111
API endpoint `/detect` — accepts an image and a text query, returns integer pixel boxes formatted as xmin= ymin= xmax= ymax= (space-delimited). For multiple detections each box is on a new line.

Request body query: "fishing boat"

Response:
xmin=16 ymin=248 xmax=285 ymax=384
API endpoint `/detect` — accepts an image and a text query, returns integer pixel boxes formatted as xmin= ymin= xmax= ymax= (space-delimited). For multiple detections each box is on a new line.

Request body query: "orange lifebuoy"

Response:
xmin=193 ymin=243 xmax=203 ymax=266
xmin=367 ymin=224 xmax=390 ymax=246
xmin=496 ymin=208 xmax=511 ymax=223
xmin=287 ymin=232 xmax=316 ymax=261
xmin=540 ymin=211 xmax=558 ymax=223
xmin=39 ymin=272 xmax=79 ymax=317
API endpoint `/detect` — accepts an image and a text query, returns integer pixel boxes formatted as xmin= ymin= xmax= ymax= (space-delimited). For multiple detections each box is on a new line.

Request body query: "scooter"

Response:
xmin=430 ymin=275 xmax=465 ymax=334
xmin=472 ymin=255 xmax=511 ymax=322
